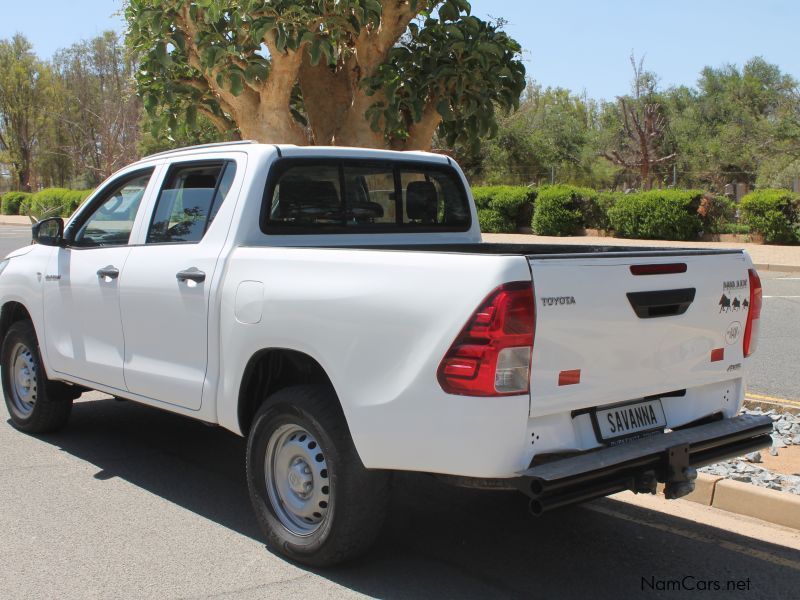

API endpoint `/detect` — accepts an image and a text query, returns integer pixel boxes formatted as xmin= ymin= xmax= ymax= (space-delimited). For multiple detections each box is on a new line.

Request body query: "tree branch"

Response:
xmin=355 ymin=1 xmax=425 ymax=78
xmin=197 ymin=106 xmax=238 ymax=136
xmin=176 ymin=4 xmax=259 ymax=113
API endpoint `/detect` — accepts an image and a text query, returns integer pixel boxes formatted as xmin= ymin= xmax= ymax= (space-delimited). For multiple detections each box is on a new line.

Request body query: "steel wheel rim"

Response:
xmin=9 ymin=342 xmax=37 ymax=418
xmin=264 ymin=424 xmax=331 ymax=536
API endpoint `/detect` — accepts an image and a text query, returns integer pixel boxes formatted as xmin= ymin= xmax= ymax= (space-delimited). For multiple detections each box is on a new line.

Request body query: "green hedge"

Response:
xmin=532 ymin=185 xmax=596 ymax=236
xmin=477 ymin=208 xmax=514 ymax=233
xmin=472 ymin=185 xmax=535 ymax=233
xmin=29 ymin=188 xmax=92 ymax=218
xmin=739 ymin=189 xmax=799 ymax=243
xmin=61 ymin=189 xmax=93 ymax=216
xmin=1 ymin=191 xmax=32 ymax=215
xmin=608 ymin=189 xmax=704 ymax=241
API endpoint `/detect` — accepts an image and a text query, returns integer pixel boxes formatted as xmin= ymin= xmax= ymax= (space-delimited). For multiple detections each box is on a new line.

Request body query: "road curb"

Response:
xmin=678 ymin=473 xmax=800 ymax=529
xmin=753 ymin=262 xmax=800 ymax=273
xmin=0 ymin=216 xmax=32 ymax=226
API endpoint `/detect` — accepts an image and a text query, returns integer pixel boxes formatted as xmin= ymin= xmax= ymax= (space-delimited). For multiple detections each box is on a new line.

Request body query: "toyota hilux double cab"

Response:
xmin=0 ymin=142 xmax=771 ymax=565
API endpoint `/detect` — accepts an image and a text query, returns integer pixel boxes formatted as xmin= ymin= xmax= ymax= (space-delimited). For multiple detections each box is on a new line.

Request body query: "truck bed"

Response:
xmin=312 ymin=242 xmax=744 ymax=259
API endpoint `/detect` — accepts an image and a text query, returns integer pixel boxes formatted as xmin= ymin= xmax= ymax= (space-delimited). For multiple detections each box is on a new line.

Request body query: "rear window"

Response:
xmin=261 ymin=159 xmax=471 ymax=234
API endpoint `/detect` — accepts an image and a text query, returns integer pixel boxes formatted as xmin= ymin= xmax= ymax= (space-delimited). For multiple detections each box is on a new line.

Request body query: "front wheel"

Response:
xmin=1 ymin=320 xmax=73 ymax=433
xmin=246 ymin=385 xmax=389 ymax=566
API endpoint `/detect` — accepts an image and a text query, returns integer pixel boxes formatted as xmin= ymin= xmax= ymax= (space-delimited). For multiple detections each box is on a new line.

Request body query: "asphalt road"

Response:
xmin=1 ymin=394 xmax=799 ymax=600
xmin=1 ymin=227 xmax=799 ymax=598
xmin=746 ymin=270 xmax=800 ymax=400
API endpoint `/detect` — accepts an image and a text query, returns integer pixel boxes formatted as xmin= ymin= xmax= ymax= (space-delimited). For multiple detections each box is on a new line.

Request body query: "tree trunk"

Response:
xmin=17 ymin=148 xmax=32 ymax=192
xmin=395 ymin=102 xmax=442 ymax=150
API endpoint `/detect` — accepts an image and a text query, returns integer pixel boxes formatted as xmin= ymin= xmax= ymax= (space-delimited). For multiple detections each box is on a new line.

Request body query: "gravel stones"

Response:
xmin=698 ymin=407 xmax=800 ymax=496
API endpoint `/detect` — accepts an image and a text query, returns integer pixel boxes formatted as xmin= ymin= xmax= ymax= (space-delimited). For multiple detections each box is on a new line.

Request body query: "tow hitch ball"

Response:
xmin=663 ymin=443 xmax=698 ymax=500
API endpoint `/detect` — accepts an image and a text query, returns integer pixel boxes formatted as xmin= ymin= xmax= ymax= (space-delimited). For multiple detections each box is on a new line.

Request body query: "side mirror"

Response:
xmin=32 ymin=217 xmax=65 ymax=247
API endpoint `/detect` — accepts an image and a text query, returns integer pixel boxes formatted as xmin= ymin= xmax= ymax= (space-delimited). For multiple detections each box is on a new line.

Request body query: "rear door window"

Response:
xmin=263 ymin=159 xmax=470 ymax=233
xmin=147 ymin=161 xmax=236 ymax=244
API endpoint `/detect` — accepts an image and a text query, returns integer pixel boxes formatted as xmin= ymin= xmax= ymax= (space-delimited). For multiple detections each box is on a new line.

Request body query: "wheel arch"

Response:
xmin=237 ymin=347 xmax=339 ymax=436
xmin=0 ymin=301 xmax=33 ymax=348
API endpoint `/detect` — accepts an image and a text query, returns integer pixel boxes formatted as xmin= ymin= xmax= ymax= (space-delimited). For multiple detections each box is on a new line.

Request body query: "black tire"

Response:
xmin=246 ymin=384 xmax=389 ymax=566
xmin=1 ymin=320 xmax=73 ymax=433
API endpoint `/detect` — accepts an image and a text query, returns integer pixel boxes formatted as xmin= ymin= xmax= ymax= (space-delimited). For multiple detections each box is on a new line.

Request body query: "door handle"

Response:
xmin=97 ymin=265 xmax=120 ymax=280
xmin=176 ymin=267 xmax=206 ymax=283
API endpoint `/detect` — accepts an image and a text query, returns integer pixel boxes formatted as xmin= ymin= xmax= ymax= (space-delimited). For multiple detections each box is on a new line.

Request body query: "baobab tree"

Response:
xmin=125 ymin=0 xmax=526 ymax=150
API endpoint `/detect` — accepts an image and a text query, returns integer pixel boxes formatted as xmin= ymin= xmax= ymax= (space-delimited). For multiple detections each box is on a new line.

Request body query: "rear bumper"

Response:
xmin=517 ymin=414 xmax=773 ymax=514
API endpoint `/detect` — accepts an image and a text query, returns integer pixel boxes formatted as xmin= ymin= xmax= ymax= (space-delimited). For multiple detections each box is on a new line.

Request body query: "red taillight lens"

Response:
xmin=437 ymin=282 xmax=535 ymax=396
xmin=743 ymin=268 xmax=762 ymax=358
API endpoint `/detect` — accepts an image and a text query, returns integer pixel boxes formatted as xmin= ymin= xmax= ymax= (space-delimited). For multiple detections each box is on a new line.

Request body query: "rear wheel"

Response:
xmin=1 ymin=320 xmax=73 ymax=433
xmin=246 ymin=385 xmax=389 ymax=566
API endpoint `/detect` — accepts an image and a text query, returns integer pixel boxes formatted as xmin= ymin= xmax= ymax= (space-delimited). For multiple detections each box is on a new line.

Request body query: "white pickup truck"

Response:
xmin=0 ymin=142 xmax=772 ymax=565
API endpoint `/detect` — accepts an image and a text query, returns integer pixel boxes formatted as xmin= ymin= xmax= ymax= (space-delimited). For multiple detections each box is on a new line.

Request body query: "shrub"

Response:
xmin=472 ymin=185 xmax=535 ymax=229
xmin=532 ymin=185 xmax=596 ymax=236
xmin=608 ymin=189 xmax=704 ymax=241
xmin=29 ymin=188 xmax=92 ymax=219
xmin=714 ymin=223 xmax=751 ymax=235
xmin=61 ymin=189 xmax=93 ymax=217
xmin=477 ymin=208 xmax=515 ymax=233
xmin=739 ymin=189 xmax=799 ymax=243
xmin=1 ymin=191 xmax=32 ymax=215
xmin=585 ymin=191 xmax=619 ymax=231
xmin=30 ymin=188 xmax=71 ymax=219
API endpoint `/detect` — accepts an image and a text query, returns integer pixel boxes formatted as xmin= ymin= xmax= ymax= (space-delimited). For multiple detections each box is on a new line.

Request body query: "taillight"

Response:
xmin=437 ymin=282 xmax=535 ymax=396
xmin=743 ymin=268 xmax=762 ymax=358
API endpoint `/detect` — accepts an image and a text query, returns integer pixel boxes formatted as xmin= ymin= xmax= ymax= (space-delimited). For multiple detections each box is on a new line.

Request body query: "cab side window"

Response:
xmin=72 ymin=170 xmax=153 ymax=247
xmin=146 ymin=161 xmax=235 ymax=244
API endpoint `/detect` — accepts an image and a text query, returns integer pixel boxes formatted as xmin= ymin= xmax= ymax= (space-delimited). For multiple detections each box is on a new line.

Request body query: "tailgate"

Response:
xmin=527 ymin=250 xmax=751 ymax=417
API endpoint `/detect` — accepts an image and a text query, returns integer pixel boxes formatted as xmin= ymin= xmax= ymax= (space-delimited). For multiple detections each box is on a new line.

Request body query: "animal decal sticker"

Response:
xmin=719 ymin=294 xmax=731 ymax=312
xmin=719 ymin=279 xmax=749 ymax=313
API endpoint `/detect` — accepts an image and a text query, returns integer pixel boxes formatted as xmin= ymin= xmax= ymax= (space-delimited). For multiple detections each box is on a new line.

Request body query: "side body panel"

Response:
xmin=216 ymin=246 xmax=535 ymax=477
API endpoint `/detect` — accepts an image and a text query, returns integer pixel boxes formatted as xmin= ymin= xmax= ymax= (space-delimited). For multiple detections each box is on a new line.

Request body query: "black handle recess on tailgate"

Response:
xmin=626 ymin=288 xmax=695 ymax=318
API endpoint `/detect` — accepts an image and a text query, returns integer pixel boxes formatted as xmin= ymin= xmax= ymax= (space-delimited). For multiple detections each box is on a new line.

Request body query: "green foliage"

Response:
xmin=714 ymin=223 xmax=751 ymax=235
xmin=477 ymin=208 xmax=514 ymax=233
xmin=585 ymin=191 xmax=618 ymax=230
xmin=472 ymin=185 xmax=536 ymax=219
xmin=61 ymin=189 xmax=93 ymax=216
xmin=0 ymin=35 xmax=55 ymax=191
xmin=608 ymin=190 xmax=704 ymax=241
xmin=365 ymin=12 xmax=526 ymax=150
xmin=126 ymin=0 xmax=525 ymax=149
xmin=532 ymin=185 xmax=595 ymax=236
xmin=471 ymin=185 xmax=535 ymax=229
xmin=739 ymin=189 xmax=799 ymax=243
xmin=1 ymin=191 xmax=32 ymax=215
xmin=29 ymin=188 xmax=92 ymax=218
xmin=668 ymin=58 xmax=800 ymax=190
xmin=465 ymin=83 xmax=610 ymax=187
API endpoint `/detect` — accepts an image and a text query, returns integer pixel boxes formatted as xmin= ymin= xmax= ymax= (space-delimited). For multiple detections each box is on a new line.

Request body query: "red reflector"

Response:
xmin=710 ymin=348 xmax=724 ymax=362
xmin=558 ymin=369 xmax=581 ymax=386
xmin=630 ymin=263 xmax=687 ymax=276
xmin=443 ymin=358 xmax=478 ymax=378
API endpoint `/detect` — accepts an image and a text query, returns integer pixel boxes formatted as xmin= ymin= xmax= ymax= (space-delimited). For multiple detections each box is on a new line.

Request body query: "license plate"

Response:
xmin=595 ymin=399 xmax=667 ymax=441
